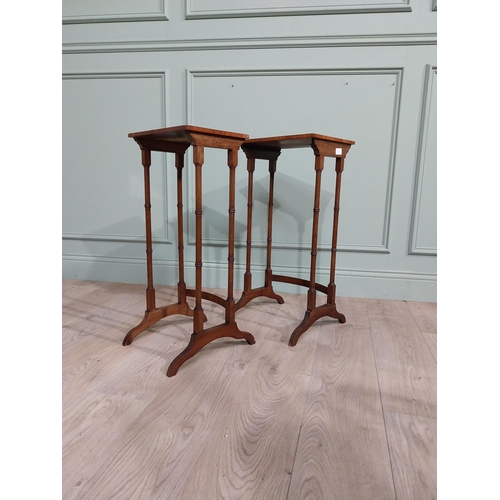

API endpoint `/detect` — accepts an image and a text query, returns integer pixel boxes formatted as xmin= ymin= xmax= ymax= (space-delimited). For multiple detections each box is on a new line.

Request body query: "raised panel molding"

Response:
xmin=185 ymin=0 xmax=411 ymax=19
xmin=408 ymin=65 xmax=437 ymax=256
xmin=62 ymin=34 xmax=437 ymax=55
xmin=62 ymin=0 xmax=168 ymax=24
xmin=185 ymin=68 xmax=403 ymax=254
xmin=62 ymin=72 xmax=171 ymax=244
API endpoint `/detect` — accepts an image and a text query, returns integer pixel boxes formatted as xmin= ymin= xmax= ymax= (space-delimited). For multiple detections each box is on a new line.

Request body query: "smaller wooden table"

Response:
xmin=236 ymin=133 xmax=355 ymax=346
xmin=123 ymin=125 xmax=255 ymax=376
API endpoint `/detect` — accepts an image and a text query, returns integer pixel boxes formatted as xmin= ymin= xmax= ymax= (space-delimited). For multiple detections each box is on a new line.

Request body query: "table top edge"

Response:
xmin=243 ymin=133 xmax=355 ymax=149
xmin=128 ymin=125 xmax=249 ymax=140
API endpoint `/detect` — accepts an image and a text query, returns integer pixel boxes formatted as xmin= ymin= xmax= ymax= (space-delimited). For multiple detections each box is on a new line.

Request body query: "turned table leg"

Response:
xmin=239 ymin=156 xmax=255 ymax=303
xmin=123 ymin=149 xmax=200 ymax=347
xmin=263 ymin=159 xmax=285 ymax=304
xmin=236 ymin=152 xmax=284 ymax=310
xmin=167 ymin=147 xmax=254 ymax=377
xmin=289 ymin=155 xmax=324 ymax=346
xmin=122 ymin=150 xmax=158 ymax=345
xmin=326 ymin=156 xmax=347 ymax=322
xmin=288 ymin=154 xmax=345 ymax=346
xmin=235 ymin=133 xmax=353 ymax=347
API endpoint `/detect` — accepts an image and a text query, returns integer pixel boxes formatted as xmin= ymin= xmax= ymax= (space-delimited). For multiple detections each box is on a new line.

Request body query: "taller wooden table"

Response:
xmin=236 ymin=133 xmax=355 ymax=346
xmin=122 ymin=125 xmax=255 ymax=377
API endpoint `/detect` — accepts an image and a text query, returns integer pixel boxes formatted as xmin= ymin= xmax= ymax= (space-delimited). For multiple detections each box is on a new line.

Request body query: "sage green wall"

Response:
xmin=62 ymin=0 xmax=437 ymax=301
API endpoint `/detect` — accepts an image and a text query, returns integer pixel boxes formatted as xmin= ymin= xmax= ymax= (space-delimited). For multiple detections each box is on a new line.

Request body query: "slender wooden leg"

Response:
xmin=289 ymin=155 xmax=324 ymax=346
xmin=175 ymin=151 xmax=206 ymax=322
xmin=175 ymin=151 xmax=188 ymax=303
xmin=123 ymin=149 xmax=198 ymax=347
xmin=142 ymin=150 xmax=156 ymax=313
xmin=289 ymin=155 xmax=346 ymax=346
xmin=264 ymin=160 xmax=284 ymax=304
xmin=326 ymin=157 xmax=346 ymax=323
xmin=167 ymin=147 xmax=254 ymax=377
xmin=226 ymin=149 xmax=237 ymax=323
xmin=238 ymin=156 xmax=255 ymax=304
xmin=307 ymin=156 xmax=323 ymax=313
xmin=236 ymin=156 xmax=284 ymax=310
xmin=193 ymin=145 xmax=206 ymax=335
xmin=166 ymin=146 xmax=206 ymax=377
xmin=123 ymin=150 xmax=157 ymax=345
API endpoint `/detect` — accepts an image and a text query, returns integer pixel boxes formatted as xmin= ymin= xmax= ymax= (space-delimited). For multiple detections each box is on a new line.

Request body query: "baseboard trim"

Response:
xmin=63 ymin=254 xmax=436 ymax=302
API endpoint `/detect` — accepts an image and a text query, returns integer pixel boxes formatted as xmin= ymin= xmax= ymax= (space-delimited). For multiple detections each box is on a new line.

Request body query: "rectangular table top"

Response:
xmin=243 ymin=133 xmax=355 ymax=150
xmin=128 ymin=125 xmax=249 ymax=142
xmin=128 ymin=125 xmax=249 ymax=153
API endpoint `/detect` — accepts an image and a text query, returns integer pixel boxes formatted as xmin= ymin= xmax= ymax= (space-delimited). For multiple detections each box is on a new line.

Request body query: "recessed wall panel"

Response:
xmin=186 ymin=0 xmax=411 ymax=18
xmin=409 ymin=65 xmax=437 ymax=255
xmin=62 ymin=73 xmax=169 ymax=243
xmin=188 ymin=69 xmax=401 ymax=254
xmin=63 ymin=0 xmax=167 ymax=23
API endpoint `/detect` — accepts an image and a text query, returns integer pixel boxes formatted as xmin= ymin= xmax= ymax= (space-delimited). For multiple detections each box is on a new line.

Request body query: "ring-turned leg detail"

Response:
xmin=167 ymin=146 xmax=255 ymax=377
xmin=123 ymin=147 xmax=205 ymax=348
xmin=236 ymin=153 xmax=284 ymax=311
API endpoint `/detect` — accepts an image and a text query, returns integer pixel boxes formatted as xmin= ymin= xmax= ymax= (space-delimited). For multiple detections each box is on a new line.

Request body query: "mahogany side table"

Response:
xmin=122 ymin=125 xmax=255 ymax=376
xmin=236 ymin=133 xmax=355 ymax=346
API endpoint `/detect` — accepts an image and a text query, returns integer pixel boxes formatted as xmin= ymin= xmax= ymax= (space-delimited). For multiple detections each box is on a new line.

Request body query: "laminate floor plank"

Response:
xmin=62 ymin=390 xmax=149 ymax=498
xmin=62 ymin=292 xmax=162 ymax=394
xmin=288 ymin=298 xmax=396 ymax=500
xmin=62 ymin=281 xmax=437 ymax=500
xmin=407 ymin=301 xmax=437 ymax=334
xmin=178 ymin=334 xmax=318 ymax=500
xmin=338 ymin=296 xmax=370 ymax=329
xmin=81 ymin=287 xmax=227 ymax=403
xmin=63 ymin=289 xmax=145 ymax=349
xmin=69 ymin=342 xmax=262 ymax=500
xmin=62 ymin=279 xmax=101 ymax=306
xmin=62 ymin=280 xmax=129 ymax=315
xmin=236 ymin=291 xmax=320 ymax=355
xmin=421 ymin=332 xmax=437 ymax=363
xmin=366 ymin=299 xmax=437 ymax=419
xmin=384 ymin=411 xmax=437 ymax=500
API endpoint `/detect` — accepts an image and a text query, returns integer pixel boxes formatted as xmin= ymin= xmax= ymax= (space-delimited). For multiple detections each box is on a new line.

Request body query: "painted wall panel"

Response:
xmin=62 ymin=73 xmax=169 ymax=243
xmin=63 ymin=0 xmax=167 ymax=23
xmin=62 ymin=2 xmax=437 ymax=301
xmin=187 ymin=69 xmax=400 ymax=254
xmin=186 ymin=0 xmax=410 ymax=18
xmin=409 ymin=65 xmax=437 ymax=255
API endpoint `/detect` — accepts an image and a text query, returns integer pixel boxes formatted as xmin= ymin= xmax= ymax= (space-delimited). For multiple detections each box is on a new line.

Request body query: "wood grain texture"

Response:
xmin=63 ymin=281 xmax=437 ymax=500
xmin=407 ymin=301 xmax=437 ymax=334
xmin=62 ymin=279 xmax=103 ymax=306
xmin=176 ymin=290 xmax=319 ymax=499
xmin=288 ymin=298 xmax=396 ymax=500
xmin=62 ymin=282 xmax=172 ymax=396
xmin=421 ymin=332 xmax=437 ymax=363
xmin=62 ymin=390 xmax=148 ymax=496
xmin=179 ymin=338 xmax=315 ymax=500
xmin=68 ymin=343 xmax=256 ymax=500
xmin=367 ymin=299 xmax=437 ymax=418
xmin=385 ymin=411 xmax=437 ymax=500
xmin=236 ymin=290 xmax=319 ymax=351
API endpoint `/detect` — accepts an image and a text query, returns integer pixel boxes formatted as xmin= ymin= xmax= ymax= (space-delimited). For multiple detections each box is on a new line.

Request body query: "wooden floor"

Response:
xmin=62 ymin=280 xmax=436 ymax=500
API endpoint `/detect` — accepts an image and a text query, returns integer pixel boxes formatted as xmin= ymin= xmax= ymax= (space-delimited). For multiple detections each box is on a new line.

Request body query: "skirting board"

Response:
xmin=62 ymin=255 xmax=436 ymax=302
